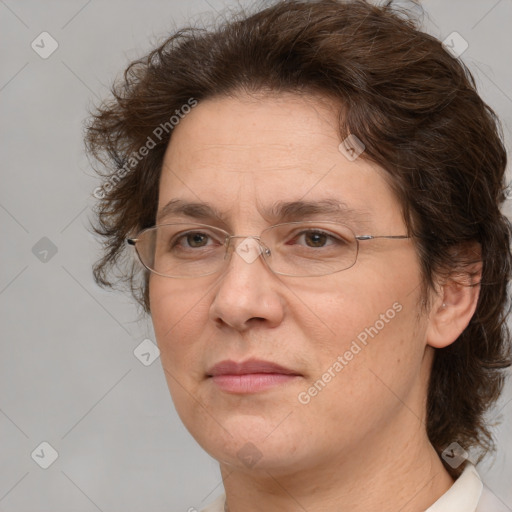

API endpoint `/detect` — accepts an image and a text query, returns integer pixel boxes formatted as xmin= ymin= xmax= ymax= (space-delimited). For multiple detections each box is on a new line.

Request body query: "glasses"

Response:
xmin=126 ymin=221 xmax=410 ymax=278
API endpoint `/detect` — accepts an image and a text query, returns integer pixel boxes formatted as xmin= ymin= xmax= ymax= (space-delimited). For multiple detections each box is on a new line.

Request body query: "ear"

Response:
xmin=426 ymin=243 xmax=482 ymax=349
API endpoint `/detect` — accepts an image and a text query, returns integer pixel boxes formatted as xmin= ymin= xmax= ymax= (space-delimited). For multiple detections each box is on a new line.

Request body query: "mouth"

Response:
xmin=206 ymin=358 xmax=302 ymax=394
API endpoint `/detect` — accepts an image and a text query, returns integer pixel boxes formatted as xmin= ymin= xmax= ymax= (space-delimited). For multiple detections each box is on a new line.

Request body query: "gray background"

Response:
xmin=1 ymin=0 xmax=511 ymax=511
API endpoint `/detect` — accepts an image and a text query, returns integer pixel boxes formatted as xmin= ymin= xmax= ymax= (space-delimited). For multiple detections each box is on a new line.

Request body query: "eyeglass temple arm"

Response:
xmin=356 ymin=235 xmax=411 ymax=240
xmin=126 ymin=238 xmax=137 ymax=245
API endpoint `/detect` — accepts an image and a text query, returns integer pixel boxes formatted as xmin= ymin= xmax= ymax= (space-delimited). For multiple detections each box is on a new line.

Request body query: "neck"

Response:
xmin=220 ymin=416 xmax=454 ymax=512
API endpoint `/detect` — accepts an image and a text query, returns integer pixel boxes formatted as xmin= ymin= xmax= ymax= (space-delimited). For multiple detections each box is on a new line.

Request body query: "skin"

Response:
xmin=148 ymin=92 xmax=481 ymax=512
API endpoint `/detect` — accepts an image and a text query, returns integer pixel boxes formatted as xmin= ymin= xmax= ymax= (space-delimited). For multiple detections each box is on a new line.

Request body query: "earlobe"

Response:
xmin=426 ymin=259 xmax=482 ymax=349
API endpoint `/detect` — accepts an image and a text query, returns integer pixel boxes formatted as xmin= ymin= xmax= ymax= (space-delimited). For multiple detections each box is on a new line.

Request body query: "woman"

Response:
xmin=86 ymin=1 xmax=511 ymax=510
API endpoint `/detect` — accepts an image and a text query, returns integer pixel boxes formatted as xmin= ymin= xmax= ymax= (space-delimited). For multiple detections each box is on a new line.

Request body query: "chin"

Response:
xmin=186 ymin=412 xmax=312 ymax=471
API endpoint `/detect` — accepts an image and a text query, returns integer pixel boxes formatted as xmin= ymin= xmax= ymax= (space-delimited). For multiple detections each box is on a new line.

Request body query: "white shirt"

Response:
xmin=200 ymin=464 xmax=509 ymax=512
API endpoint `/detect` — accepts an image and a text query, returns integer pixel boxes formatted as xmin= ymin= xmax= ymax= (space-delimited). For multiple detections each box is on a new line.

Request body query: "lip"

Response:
xmin=206 ymin=359 xmax=302 ymax=394
xmin=207 ymin=359 xmax=299 ymax=377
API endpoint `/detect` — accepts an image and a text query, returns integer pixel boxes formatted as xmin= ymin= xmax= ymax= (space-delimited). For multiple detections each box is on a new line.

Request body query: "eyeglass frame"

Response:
xmin=126 ymin=220 xmax=411 ymax=278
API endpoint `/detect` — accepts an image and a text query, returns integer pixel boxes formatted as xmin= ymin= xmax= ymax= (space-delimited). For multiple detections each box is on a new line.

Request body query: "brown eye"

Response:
xmin=185 ymin=232 xmax=209 ymax=247
xmin=304 ymin=231 xmax=329 ymax=247
xmin=290 ymin=230 xmax=344 ymax=249
xmin=171 ymin=231 xmax=216 ymax=250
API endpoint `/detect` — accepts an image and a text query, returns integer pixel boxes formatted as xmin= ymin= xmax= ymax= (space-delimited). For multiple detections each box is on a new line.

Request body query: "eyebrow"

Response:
xmin=156 ymin=198 xmax=371 ymax=227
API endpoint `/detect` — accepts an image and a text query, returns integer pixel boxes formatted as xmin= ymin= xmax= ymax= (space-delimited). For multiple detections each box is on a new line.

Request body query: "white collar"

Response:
xmin=201 ymin=463 xmax=486 ymax=512
xmin=425 ymin=463 xmax=483 ymax=512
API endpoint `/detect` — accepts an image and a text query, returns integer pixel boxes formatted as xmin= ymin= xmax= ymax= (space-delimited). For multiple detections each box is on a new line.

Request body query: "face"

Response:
xmin=149 ymin=92 xmax=432 ymax=474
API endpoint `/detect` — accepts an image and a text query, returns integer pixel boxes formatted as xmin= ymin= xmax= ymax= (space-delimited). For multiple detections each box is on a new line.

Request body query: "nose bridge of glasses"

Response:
xmin=225 ymin=235 xmax=271 ymax=264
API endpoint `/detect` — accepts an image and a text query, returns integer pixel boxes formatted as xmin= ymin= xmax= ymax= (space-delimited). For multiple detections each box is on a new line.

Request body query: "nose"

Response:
xmin=208 ymin=236 xmax=285 ymax=331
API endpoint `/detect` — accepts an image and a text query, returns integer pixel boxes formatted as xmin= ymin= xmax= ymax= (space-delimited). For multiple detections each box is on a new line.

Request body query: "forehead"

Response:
xmin=164 ymin=91 xmax=343 ymax=173
xmin=158 ymin=92 xmax=403 ymax=230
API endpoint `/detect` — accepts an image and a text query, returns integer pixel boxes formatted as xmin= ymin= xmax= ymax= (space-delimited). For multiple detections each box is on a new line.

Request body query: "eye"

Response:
xmin=173 ymin=231 xmax=217 ymax=249
xmin=291 ymin=230 xmax=345 ymax=248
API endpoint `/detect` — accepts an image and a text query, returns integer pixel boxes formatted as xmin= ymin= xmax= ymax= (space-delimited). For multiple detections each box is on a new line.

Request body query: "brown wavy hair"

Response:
xmin=85 ymin=0 xmax=512 ymax=477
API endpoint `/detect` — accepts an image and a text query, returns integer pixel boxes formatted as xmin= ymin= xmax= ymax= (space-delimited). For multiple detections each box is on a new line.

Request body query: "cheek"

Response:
xmin=305 ymin=289 xmax=426 ymax=419
xmin=149 ymin=279 xmax=214 ymax=427
xmin=149 ymin=278 xmax=210 ymax=373
xmin=291 ymin=316 xmax=424 ymax=458
xmin=289 ymin=274 xmax=407 ymax=352
xmin=294 ymin=262 xmax=427 ymax=398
